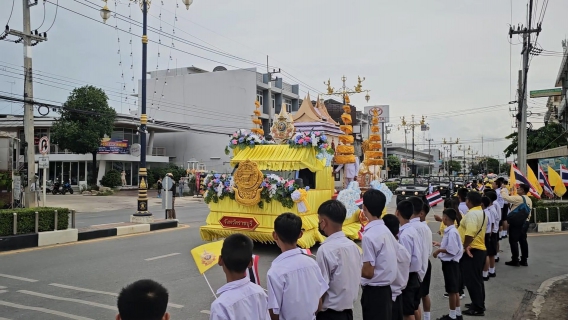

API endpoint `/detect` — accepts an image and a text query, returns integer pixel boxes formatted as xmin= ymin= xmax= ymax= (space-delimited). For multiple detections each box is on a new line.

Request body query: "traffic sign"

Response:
xmin=529 ymin=88 xmax=561 ymax=98
xmin=39 ymin=136 xmax=49 ymax=155
xmin=38 ymin=156 xmax=49 ymax=169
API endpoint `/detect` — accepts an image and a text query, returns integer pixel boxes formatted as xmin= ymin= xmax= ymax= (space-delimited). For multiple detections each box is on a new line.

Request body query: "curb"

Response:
xmin=0 ymin=220 xmax=178 ymax=252
xmin=531 ymin=273 xmax=568 ymax=319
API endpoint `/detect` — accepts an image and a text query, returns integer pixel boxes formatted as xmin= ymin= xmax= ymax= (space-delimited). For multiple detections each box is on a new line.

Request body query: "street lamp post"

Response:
xmin=442 ymin=138 xmax=460 ymax=176
xmin=399 ymin=115 xmax=426 ymax=176
xmin=100 ymin=0 xmax=192 ymax=222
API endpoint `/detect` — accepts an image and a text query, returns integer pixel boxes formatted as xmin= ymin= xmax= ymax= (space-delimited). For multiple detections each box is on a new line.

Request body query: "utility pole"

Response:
xmin=509 ymin=0 xmax=541 ymax=175
xmin=266 ymin=56 xmax=280 ymax=128
xmin=458 ymin=145 xmax=470 ymax=176
xmin=442 ymin=138 xmax=460 ymax=176
xmin=7 ymin=0 xmax=47 ymax=208
xmin=426 ymin=138 xmax=433 ymax=175
xmin=400 ymin=115 xmax=426 ymax=176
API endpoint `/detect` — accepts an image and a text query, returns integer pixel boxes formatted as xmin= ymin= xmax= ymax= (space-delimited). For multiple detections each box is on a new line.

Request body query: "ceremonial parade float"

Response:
xmin=199 ymin=98 xmax=391 ymax=248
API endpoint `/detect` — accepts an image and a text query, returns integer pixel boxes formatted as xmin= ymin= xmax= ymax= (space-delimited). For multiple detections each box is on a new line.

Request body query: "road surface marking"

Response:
xmin=0 ymin=317 xmax=12 ymax=320
xmin=0 ymin=274 xmax=38 ymax=282
xmin=201 ymin=310 xmax=211 ymax=314
xmin=49 ymin=283 xmax=184 ymax=309
xmin=0 ymin=300 xmax=93 ymax=320
xmin=0 ymin=290 xmax=7 ymax=294
xmin=49 ymin=283 xmax=118 ymax=296
xmin=0 ymin=286 xmax=6 ymax=289
xmin=18 ymin=290 xmax=116 ymax=311
xmin=145 ymin=253 xmax=181 ymax=261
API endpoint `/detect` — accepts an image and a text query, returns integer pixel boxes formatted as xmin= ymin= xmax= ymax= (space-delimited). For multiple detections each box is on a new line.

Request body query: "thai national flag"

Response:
xmin=512 ymin=164 xmax=541 ymax=199
xmin=538 ymin=165 xmax=554 ymax=199
xmin=246 ymin=254 xmax=261 ymax=285
xmin=561 ymin=165 xmax=568 ymax=186
xmin=355 ymin=198 xmax=363 ymax=209
xmin=426 ymin=191 xmax=443 ymax=206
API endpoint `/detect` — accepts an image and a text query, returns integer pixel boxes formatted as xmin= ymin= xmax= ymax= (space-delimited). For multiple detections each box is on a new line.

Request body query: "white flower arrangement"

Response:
xmin=337 ymin=181 xmax=362 ymax=219
xmin=370 ymin=180 xmax=393 ymax=206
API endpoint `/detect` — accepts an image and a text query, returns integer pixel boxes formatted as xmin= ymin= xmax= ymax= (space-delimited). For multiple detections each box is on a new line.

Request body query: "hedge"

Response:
xmin=385 ymin=182 xmax=398 ymax=192
xmin=533 ymin=206 xmax=568 ymax=223
xmin=0 ymin=207 xmax=69 ymax=236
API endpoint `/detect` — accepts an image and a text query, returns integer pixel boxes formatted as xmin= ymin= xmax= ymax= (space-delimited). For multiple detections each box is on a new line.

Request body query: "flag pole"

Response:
xmin=203 ymin=274 xmax=218 ymax=299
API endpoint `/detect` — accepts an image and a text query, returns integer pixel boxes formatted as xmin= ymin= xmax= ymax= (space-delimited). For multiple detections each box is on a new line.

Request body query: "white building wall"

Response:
xmin=142 ymin=68 xmax=258 ymax=172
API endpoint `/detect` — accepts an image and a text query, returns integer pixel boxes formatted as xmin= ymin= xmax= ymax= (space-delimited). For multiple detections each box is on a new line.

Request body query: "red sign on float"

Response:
xmin=219 ymin=216 xmax=259 ymax=231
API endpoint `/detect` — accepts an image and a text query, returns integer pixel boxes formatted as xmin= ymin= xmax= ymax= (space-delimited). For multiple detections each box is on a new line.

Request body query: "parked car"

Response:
xmin=429 ymin=176 xmax=452 ymax=198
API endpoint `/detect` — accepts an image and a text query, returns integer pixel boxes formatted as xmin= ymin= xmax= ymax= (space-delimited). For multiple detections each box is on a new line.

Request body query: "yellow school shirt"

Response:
xmin=457 ymin=206 xmax=487 ymax=251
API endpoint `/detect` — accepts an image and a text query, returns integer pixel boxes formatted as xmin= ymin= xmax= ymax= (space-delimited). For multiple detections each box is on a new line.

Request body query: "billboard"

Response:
xmin=538 ymin=157 xmax=568 ymax=172
xmin=364 ymin=105 xmax=390 ymax=123
xmin=98 ymin=138 xmax=129 ymax=154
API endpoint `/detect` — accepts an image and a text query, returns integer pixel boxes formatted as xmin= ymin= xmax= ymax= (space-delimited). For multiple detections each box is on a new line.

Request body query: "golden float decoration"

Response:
xmin=362 ymin=108 xmax=385 ymax=169
xmin=251 ymin=100 xmax=264 ymax=136
xmin=233 ymin=160 xmax=264 ymax=206
xmin=335 ymin=98 xmax=355 ymax=164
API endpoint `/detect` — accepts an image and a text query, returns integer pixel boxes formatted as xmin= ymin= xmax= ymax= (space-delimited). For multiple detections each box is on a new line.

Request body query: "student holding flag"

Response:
xmin=209 ymin=234 xmax=270 ymax=320
xmin=316 ymin=200 xmax=362 ymax=320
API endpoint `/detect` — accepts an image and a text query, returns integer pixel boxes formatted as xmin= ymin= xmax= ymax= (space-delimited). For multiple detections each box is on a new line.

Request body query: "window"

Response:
xmin=285 ymin=99 xmax=292 ymax=112
xmin=271 ymin=94 xmax=275 ymax=109
xmin=256 ymin=90 xmax=263 ymax=108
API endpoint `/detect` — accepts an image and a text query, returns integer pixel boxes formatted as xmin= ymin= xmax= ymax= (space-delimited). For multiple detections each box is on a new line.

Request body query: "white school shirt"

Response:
xmin=267 ymin=248 xmax=328 ymax=320
xmin=484 ymin=208 xmax=495 ymax=234
xmin=361 ymin=219 xmax=398 ymax=287
xmin=438 ymin=225 xmax=463 ymax=262
xmin=459 ymin=202 xmax=469 ymax=216
xmin=335 ymin=157 xmax=360 ymax=179
xmin=409 ymin=218 xmax=433 ymax=280
xmin=398 ymin=223 xmax=423 ymax=276
xmin=316 ymin=231 xmax=362 ymax=312
xmin=210 ymin=277 xmax=270 ymax=320
xmin=391 ymin=241 xmax=411 ymax=301
xmin=491 ymin=202 xmax=501 ymax=233
xmin=495 ymin=187 xmax=505 ymax=208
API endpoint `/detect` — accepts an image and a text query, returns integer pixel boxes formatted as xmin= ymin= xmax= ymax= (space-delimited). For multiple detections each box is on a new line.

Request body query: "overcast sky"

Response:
xmin=1 ymin=0 xmax=566 ymax=160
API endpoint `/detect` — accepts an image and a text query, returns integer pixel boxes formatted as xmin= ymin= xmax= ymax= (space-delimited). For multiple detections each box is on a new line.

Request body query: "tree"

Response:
xmin=448 ymin=160 xmax=461 ymax=174
xmin=504 ymin=122 xmax=568 ymax=157
xmin=387 ymin=155 xmax=400 ymax=176
xmin=50 ymin=86 xmax=116 ymax=186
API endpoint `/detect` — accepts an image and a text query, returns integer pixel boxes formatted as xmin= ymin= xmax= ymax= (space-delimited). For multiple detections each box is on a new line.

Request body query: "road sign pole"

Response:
xmin=42 ymin=167 xmax=46 ymax=207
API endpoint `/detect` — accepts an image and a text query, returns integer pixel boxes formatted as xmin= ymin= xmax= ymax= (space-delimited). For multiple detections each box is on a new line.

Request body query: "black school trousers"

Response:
xmin=509 ymin=222 xmax=529 ymax=262
xmin=460 ymin=249 xmax=487 ymax=312
xmin=316 ymin=309 xmax=353 ymax=320
xmin=361 ymin=285 xmax=392 ymax=320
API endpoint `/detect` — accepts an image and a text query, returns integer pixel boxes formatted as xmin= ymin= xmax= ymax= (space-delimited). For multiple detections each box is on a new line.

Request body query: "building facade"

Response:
xmin=141 ymin=66 xmax=300 ymax=172
xmin=0 ymin=114 xmax=179 ymax=189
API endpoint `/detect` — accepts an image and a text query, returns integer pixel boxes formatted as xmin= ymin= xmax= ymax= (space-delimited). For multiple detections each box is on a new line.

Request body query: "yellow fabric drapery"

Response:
xmin=315 ymin=167 xmax=334 ymax=194
xmin=230 ymin=145 xmax=326 ymax=172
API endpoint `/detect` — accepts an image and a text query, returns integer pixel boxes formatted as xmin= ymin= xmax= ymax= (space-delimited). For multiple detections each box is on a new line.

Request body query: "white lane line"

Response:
xmin=18 ymin=290 xmax=116 ymax=311
xmin=201 ymin=310 xmax=211 ymax=314
xmin=0 ymin=274 xmax=38 ymax=283
xmin=49 ymin=283 xmax=184 ymax=309
xmin=49 ymin=283 xmax=118 ymax=297
xmin=0 ymin=290 xmax=7 ymax=294
xmin=0 ymin=317 xmax=12 ymax=320
xmin=0 ymin=286 xmax=6 ymax=289
xmin=0 ymin=300 xmax=94 ymax=320
xmin=144 ymin=253 xmax=181 ymax=261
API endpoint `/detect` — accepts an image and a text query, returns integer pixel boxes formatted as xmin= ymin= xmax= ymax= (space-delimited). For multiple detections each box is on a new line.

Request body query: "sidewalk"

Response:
xmin=44 ymin=192 xmax=203 ymax=213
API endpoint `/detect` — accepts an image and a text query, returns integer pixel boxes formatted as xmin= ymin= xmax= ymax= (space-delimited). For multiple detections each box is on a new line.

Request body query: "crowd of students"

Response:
xmin=113 ymin=178 xmax=533 ymax=320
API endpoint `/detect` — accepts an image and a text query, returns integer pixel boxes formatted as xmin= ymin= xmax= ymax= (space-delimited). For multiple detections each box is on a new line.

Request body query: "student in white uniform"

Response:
xmin=480 ymin=196 xmax=495 ymax=282
xmin=408 ymin=197 xmax=433 ymax=320
xmin=383 ymin=214 xmax=411 ymax=320
xmin=316 ymin=200 xmax=362 ymax=320
xmin=116 ymin=279 xmax=170 ymax=320
xmin=267 ymin=213 xmax=328 ymax=320
xmin=395 ymin=200 xmax=424 ymax=320
xmin=489 ymin=190 xmax=502 ymax=263
xmin=360 ymin=189 xmax=399 ymax=320
xmin=457 ymin=188 xmax=469 ymax=216
xmin=486 ymin=191 xmax=500 ymax=277
xmin=433 ymin=209 xmax=464 ymax=320
xmin=210 ymin=234 xmax=270 ymax=320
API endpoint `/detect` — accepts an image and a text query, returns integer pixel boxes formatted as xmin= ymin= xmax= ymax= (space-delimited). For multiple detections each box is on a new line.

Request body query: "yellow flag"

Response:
xmin=190 ymin=240 xmax=224 ymax=274
xmin=508 ymin=164 xmax=517 ymax=195
xmin=547 ymin=166 xmax=567 ymax=197
xmin=527 ymin=165 xmax=543 ymax=196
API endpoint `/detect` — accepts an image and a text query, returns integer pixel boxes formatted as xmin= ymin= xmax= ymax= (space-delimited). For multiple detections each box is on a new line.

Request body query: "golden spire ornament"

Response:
xmin=335 ymin=104 xmax=355 ymax=164
xmin=251 ymin=100 xmax=264 ymax=136
xmin=364 ymin=109 xmax=384 ymax=167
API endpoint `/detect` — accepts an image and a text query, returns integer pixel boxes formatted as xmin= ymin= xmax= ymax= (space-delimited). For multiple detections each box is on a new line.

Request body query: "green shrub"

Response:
xmin=0 ymin=207 xmax=69 ymax=236
xmin=100 ymin=170 xmax=122 ymax=188
xmin=533 ymin=205 xmax=568 ymax=223
xmin=147 ymin=164 xmax=187 ymax=187
xmin=385 ymin=182 xmax=398 ymax=192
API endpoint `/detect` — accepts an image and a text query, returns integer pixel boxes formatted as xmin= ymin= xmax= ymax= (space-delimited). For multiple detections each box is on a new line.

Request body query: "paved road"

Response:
xmin=1 ymin=199 xmax=568 ymax=319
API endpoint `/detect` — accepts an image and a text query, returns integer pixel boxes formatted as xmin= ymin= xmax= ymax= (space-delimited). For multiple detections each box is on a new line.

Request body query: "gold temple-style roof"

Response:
xmin=293 ymin=93 xmax=325 ymax=123
xmin=315 ymin=95 xmax=339 ymax=125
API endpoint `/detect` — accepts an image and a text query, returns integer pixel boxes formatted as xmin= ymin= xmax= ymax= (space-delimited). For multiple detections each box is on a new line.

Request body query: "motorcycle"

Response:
xmin=52 ymin=180 xmax=62 ymax=195
xmin=62 ymin=181 xmax=74 ymax=194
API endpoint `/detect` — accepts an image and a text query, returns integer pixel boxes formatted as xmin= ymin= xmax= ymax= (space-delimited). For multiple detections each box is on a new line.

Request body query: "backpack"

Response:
xmin=507 ymin=196 xmax=530 ymax=227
